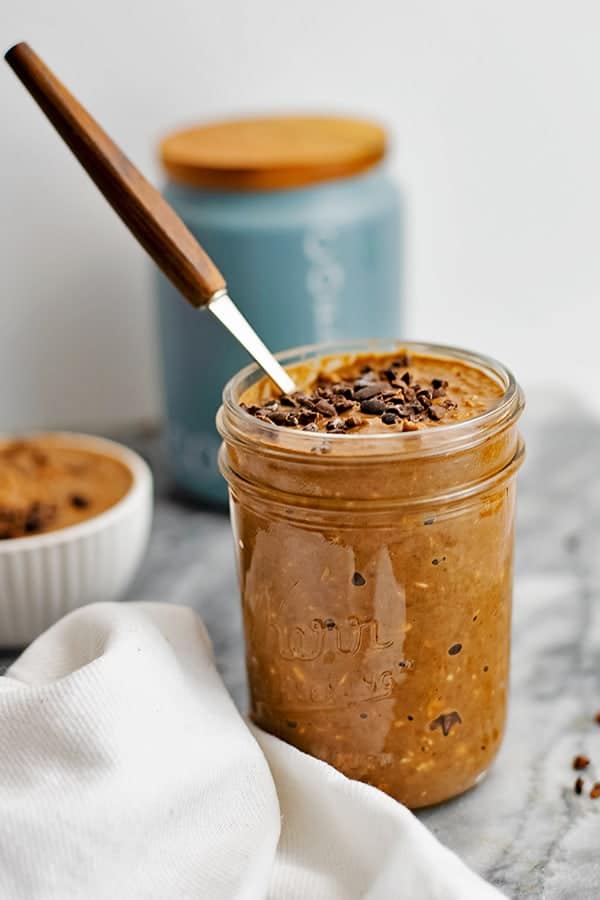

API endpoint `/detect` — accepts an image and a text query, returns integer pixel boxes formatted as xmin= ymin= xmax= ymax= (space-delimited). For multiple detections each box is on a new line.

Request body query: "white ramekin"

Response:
xmin=0 ymin=433 xmax=153 ymax=647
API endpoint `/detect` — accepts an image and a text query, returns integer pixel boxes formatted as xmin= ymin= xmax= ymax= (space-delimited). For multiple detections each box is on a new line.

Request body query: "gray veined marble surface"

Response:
xmin=10 ymin=392 xmax=598 ymax=899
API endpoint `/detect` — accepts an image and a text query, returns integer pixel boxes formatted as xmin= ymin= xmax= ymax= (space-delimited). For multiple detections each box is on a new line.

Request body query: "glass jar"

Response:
xmin=155 ymin=117 xmax=401 ymax=506
xmin=217 ymin=340 xmax=524 ymax=808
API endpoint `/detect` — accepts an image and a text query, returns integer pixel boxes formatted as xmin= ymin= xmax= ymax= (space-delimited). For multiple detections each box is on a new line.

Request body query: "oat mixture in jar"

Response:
xmin=218 ymin=341 xmax=524 ymax=808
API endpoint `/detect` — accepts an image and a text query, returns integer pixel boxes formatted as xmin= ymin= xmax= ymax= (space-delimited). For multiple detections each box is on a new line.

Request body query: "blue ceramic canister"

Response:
xmin=156 ymin=116 xmax=401 ymax=505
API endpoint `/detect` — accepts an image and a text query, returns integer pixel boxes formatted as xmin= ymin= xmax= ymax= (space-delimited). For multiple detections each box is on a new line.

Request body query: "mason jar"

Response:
xmin=155 ymin=117 xmax=401 ymax=505
xmin=217 ymin=340 xmax=525 ymax=808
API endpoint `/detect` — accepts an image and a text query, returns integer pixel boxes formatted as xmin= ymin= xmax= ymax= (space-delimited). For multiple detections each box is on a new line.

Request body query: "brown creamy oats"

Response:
xmin=219 ymin=343 xmax=524 ymax=808
xmin=240 ymin=351 xmax=504 ymax=434
xmin=0 ymin=438 xmax=133 ymax=539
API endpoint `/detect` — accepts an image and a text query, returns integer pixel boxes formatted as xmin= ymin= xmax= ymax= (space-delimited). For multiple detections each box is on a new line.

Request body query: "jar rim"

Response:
xmin=218 ymin=339 xmax=524 ymax=461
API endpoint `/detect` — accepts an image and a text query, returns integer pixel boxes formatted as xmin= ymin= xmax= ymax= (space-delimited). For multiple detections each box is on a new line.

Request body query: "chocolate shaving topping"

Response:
xmin=241 ymin=354 xmax=458 ymax=433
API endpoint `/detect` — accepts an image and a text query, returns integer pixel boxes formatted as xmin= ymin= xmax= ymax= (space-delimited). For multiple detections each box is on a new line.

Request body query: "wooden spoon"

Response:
xmin=4 ymin=42 xmax=296 ymax=394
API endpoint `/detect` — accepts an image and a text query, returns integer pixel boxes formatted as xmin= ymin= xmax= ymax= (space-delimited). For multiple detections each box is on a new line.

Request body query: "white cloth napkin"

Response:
xmin=0 ymin=602 xmax=503 ymax=899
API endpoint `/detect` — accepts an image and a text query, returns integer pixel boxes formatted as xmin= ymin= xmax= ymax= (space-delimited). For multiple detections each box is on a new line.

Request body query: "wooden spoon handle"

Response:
xmin=5 ymin=42 xmax=226 ymax=307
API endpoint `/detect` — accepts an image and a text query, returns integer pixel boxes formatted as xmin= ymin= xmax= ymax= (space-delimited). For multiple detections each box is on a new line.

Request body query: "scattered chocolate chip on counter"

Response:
xmin=574 ymin=777 xmax=584 ymax=795
xmin=573 ymin=755 xmax=590 ymax=771
xmin=590 ymin=783 xmax=600 ymax=799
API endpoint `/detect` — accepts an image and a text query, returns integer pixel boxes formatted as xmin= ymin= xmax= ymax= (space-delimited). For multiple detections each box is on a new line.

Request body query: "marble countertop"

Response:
xmin=14 ymin=396 xmax=600 ymax=898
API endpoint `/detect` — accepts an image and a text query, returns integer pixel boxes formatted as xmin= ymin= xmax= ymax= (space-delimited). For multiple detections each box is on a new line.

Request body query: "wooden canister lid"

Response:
xmin=159 ymin=115 xmax=387 ymax=190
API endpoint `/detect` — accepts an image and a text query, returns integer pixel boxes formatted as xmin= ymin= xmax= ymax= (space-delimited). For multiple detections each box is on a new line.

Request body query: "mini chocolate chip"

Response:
xmin=325 ymin=619 xmax=336 ymax=631
xmin=360 ymin=365 xmax=372 ymax=374
xmin=400 ymin=371 xmax=411 ymax=384
xmin=424 ymin=518 xmax=434 ymax=526
xmin=431 ymin=378 xmax=448 ymax=390
xmin=266 ymin=410 xmax=290 ymax=425
xmin=316 ymin=385 xmax=334 ymax=399
xmin=448 ymin=643 xmax=462 ymax=656
xmin=326 ymin=417 xmax=345 ymax=432
xmin=352 ymin=572 xmax=366 ymax=586
xmin=315 ymin=399 xmax=336 ymax=417
xmin=355 ymin=383 xmax=387 ymax=401
xmin=483 ymin=665 xmax=488 ymax=672
xmin=407 ymin=715 xmax=414 ymax=721
xmin=294 ymin=392 xmax=315 ymax=407
xmin=360 ymin=398 xmax=386 ymax=415
xmin=432 ymin=558 xmax=440 ymax=566
xmin=334 ymin=397 xmax=355 ymax=413
xmin=70 ymin=494 xmax=90 ymax=509
xmin=24 ymin=515 xmax=42 ymax=533
xmin=332 ymin=382 xmax=352 ymax=394
xmin=360 ymin=712 xmax=368 ymax=719
xmin=590 ymin=783 xmax=600 ymax=799
xmin=575 ymin=777 xmax=584 ymax=795
xmin=381 ymin=412 xmax=399 ymax=425
xmin=573 ymin=755 xmax=590 ymax=770
xmin=428 ymin=404 xmax=448 ymax=421
xmin=430 ymin=711 xmax=462 ymax=737
xmin=344 ymin=416 xmax=362 ymax=430
xmin=386 ymin=401 xmax=411 ymax=417
xmin=298 ymin=410 xmax=317 ymax=425
xmin=279 ymin=394 xmax=296 ymax=407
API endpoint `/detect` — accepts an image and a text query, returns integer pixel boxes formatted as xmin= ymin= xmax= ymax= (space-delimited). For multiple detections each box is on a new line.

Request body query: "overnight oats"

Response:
xmin=217 ymin=341 xmax=524 ymax=808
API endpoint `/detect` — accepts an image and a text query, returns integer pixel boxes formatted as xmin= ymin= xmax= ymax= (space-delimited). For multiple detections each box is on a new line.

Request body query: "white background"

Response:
xmin=3 ymin=0 xmax=599 ymax=429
